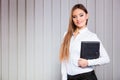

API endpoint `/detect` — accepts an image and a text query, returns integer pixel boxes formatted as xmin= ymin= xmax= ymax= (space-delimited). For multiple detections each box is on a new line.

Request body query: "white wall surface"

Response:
xmin=0 ymin=0 xmax=120 ymax=80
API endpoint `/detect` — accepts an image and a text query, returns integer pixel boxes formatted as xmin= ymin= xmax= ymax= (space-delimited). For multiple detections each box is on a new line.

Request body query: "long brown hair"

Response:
xmin=59 ymin=4 xmax=88 ymax=61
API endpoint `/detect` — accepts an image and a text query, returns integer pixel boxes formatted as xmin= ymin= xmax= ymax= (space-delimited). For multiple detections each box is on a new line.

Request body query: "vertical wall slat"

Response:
xmin=18 ymin=0 xmax=26 ymax=80
xmin=104 ymin=0 xmax=113 ymax=80
xmin=96 ymin=0 xmax=105 ymax=40
xmin=95 ymin=0 xmax=105 ymax=80
xmin=113 ymin=0 xmax=120 ymax=80
xmin=87 ymin=0 xmax=96 ymax=32
xmin=1 ymin=0 xmax=9 ymax=80
xmin=9 ymin=0 xmax=18 ymax=79
xmin=0 ymin=0 xmax=2 ymax=79
xmin=43 ymin=0 xmax=52 ymax=79
xmin=34 ymin=0 xmax=44 ymax=80
xmin=26 ymin=0 xmax=35 ymax=80
xmin=60 ymin=0 xmax=69 ymax=39
xmin=52 ymin=0 xmax=61 ymax=80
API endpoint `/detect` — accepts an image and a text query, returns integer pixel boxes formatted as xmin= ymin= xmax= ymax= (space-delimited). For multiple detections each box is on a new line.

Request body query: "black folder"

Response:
xmin=80 ymin=41 xmax=100 ymax=59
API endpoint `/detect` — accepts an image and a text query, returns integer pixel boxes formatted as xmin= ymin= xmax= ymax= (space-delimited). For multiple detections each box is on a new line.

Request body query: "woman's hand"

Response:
xmin=78 ymin=58 xmax=88 ymax=68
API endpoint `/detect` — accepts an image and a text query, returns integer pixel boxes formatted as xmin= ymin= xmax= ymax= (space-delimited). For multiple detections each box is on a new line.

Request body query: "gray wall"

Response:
xmin=0 ymin=0 xmax=120 ymax=80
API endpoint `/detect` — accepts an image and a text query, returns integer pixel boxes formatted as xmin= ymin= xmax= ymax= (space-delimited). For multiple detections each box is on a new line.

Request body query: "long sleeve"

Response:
xmin=71 ymin=58 xmax=79 ymax=67
xmin=88 ymin=41 xmax=110 ymax=66
xmin=61 ymin=61 xmax=67 ymax=80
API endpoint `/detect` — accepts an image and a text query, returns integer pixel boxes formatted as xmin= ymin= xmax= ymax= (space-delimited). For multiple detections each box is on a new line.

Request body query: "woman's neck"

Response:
xmin=75 ymin=25 xmax=86 ymax=33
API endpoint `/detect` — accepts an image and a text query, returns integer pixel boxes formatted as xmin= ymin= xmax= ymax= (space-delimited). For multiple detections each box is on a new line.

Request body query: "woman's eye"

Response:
xmin=79 ymin=14 xmax=83 ymax=17
xmin=72 ymin=16 xmax=77 ymax=18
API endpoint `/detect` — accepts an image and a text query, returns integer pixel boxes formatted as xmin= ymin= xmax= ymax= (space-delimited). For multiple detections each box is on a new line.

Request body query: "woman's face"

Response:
xmin=72 ymin=8 xmax=88 ymax=29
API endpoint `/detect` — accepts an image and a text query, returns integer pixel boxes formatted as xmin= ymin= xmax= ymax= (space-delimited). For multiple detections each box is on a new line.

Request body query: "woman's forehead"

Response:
xmin=72 ymin=9 xmax=85 ymax=15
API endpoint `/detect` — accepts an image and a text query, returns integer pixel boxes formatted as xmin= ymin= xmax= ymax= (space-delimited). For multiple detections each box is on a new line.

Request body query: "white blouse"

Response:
xmin=61 ymin=27 xmax=110 ymax=80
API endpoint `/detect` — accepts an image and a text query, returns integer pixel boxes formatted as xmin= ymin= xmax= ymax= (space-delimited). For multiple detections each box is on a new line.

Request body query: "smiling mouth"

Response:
xmin=77 ymin=21 xmax=82 ymax=24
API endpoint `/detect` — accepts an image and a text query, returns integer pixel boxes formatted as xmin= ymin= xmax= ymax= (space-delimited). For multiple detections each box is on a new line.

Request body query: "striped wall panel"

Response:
xmin=0 ymin=0 xmax=120 ymax=80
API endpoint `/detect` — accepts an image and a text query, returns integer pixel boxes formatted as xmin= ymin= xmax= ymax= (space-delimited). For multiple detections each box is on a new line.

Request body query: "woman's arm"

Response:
xmin=87 ymin=42 xmax=110 ymax=66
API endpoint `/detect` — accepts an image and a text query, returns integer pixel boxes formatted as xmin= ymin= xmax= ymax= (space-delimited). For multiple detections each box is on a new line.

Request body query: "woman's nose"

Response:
xmin=76 ymin=16 xmax=80 ymax=21
xmin=77 ymin=16 xmax=81 ymax=20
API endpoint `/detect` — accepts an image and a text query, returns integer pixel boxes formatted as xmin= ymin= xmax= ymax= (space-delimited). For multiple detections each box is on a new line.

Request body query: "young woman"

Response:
xmin=59 ymin=4 xmax=110 ymax=80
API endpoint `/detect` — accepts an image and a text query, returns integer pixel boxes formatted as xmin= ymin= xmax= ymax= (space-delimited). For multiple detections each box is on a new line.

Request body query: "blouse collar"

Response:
xmin=78 ymin=27 xmax=88 ymax=34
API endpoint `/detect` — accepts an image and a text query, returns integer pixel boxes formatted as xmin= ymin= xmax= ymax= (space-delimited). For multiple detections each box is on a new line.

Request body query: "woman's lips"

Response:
xmin=77 ymin=21 xmax=82 ymax=24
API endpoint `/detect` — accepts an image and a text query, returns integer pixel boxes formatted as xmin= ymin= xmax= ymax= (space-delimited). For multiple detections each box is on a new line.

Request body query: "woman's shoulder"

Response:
xmin=87 ymin=29 xmax=97 ymax=36
xmin=86 ymin=29 xmax=100 ymax=41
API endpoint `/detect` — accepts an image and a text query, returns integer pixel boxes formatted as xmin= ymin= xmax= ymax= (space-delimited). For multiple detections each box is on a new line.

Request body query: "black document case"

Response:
xmin=80 ymin=41 xmax=100 ymax=59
